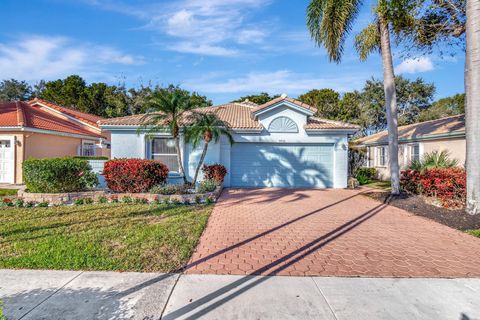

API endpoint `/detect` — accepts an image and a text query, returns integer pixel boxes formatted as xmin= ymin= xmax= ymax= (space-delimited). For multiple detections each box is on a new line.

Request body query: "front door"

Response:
xmin=0 ymin=137 xmax=15 ymax=183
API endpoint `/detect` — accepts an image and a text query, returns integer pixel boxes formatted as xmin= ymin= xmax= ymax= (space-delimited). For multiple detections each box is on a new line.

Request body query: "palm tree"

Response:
xmin=307 ymin=0 xmax=401 ymax=195
xmin=185 ymin=112 xmax=234 ymax=186
xmin=465 ymin=0 xmax=480 ymax=215
xmin=139 ymin=88 xmax=195 ymax=184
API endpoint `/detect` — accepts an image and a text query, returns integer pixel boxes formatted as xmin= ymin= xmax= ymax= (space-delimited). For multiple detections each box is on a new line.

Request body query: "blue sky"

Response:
xmin=0 ymin=0 xmax=465 ymax=104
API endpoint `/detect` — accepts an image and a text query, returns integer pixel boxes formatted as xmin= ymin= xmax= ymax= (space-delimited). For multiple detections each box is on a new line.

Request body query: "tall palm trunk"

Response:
xmin=465 ymin=0 xmax=480 ymax=214
xmin=192 ymin=141 xmax=210 ymax=186
xmin=378 ymin=15 xmax=400 ymax=195
xmin=174 ymin=135 xmax=187 ymax=184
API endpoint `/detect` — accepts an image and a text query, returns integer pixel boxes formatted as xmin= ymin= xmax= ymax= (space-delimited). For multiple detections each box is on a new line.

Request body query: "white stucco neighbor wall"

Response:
xmin=104 ymin=103 xmax=353 ymax=189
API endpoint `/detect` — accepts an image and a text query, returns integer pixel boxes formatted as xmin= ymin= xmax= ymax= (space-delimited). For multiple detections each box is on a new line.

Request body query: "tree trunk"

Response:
xmin=174 ymin=135 xmax=188 ymax=184
xmin=192 ymin=141 xmax=210 ymax=186
xmin=378 ymin=15 xmax=400 ymax=195
xmin=465 ymin=0 xmax=480 ymax=214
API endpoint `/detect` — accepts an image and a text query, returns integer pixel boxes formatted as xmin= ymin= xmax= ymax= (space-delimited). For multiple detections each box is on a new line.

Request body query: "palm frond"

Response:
xmin=409 ymin=150 xmax=459 ymax=171
xmin=307 ymin=0 xmax=362 ymax=62
xmin=355 ymin=22 xmax=381 ymax=61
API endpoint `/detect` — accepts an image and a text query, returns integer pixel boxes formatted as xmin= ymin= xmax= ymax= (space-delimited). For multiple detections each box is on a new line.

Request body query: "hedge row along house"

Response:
xmin=355 ymin=114 xmax=466 ymax=180
xmin=99 ymin=95 xmax=359 ymax=188
xmin=0 ymin=99 xmax=110 ymax=184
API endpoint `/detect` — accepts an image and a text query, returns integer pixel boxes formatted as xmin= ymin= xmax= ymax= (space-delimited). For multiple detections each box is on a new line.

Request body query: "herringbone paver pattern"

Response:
xmin=186 ymin=188 xmax=480 ymax=277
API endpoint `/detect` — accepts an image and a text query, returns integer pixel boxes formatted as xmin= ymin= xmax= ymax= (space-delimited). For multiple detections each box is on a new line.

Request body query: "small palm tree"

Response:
xmin=185 ymin=112 xmax=234 ymax=186
xmin=139 ymin=88 xmax=195 ymax=184
xmin=409 ymin=150 xmax=459 ymax=171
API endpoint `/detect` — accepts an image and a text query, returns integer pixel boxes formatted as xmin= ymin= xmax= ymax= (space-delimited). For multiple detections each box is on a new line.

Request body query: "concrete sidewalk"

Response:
xmin=1 ymin=270 xmax=479 ymax=320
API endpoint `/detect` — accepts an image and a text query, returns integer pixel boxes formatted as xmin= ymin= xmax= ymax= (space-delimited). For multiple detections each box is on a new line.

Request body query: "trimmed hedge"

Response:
xmin=103 ymin=159 xmax=169 ymax=193
xmin=202 ymin=164 xmax=227 ymax=185
xmin=23 ymin=157 xmax=98 ymax=193
xmin=400 ymin=168 xmax=466 ymax=208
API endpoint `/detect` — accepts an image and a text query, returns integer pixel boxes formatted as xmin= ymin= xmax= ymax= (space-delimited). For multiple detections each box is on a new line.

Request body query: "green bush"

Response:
xmin=97 ymin=196 xmax=108 ymax=204
xmin=23 ymin=157 xmax=98 ymax=193
xmin=150 ymin=184 xmax=189 ymax=195
xmin=355 ymin=167 xmax=377 ymax=185
xmin=14 ymin=199 xmax=24 ymax=208
xmin=37 ymin=201 xmax=49 ymax=207
xmin=409 ymin=150 xmax=459 ymax=171
xmin=197 ymin=179 xmax=217 ymax=193
xmin=84 ymin=197 xmax=94 ymax=204
xmin=122 ymin=196 xmax=132 ymax=204
xmin=73 ymin=198 xmax=84 ymax=206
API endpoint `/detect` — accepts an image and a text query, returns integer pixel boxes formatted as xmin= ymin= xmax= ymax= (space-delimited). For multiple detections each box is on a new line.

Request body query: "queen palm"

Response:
xmin=185 ymin=112 xmax=234 ymax=186
xmin=307 ymin=0 xmax=403 ymax=195
xmin=465 ymin=0 xmax=480 ymax=214
xmin=139 ymin=88 xmax=195 ymax=184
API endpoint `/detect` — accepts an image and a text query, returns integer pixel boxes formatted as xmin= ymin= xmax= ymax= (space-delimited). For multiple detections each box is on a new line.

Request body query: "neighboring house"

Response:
xmin=0 ymin=99 xmax=110 ymax=184
xmin=355 ymin=114 xmax=465 ymax=180
xmin=99 ymin=95 xmax=358 ymax=188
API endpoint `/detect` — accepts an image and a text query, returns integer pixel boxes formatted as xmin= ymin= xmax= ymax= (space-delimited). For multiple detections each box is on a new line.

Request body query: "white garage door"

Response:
xmin=0 ymin=137 xmax=14 ymax=184
xmin=231 ymin=143 xmax=334 ymax=188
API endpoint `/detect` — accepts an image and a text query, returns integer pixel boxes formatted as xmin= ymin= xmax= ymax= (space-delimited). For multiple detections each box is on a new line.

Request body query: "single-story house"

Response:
xmin=99 ymin=95 xmax=358 ymax=188
xmin=355 ymin=114 xmax=465 ymax=180
xmin=0 ymin=99 xmax=110 ymax=184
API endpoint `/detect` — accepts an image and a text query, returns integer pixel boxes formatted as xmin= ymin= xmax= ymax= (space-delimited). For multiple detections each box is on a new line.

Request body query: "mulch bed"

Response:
xmin=364 ymin=191 xmax=480 ymax=231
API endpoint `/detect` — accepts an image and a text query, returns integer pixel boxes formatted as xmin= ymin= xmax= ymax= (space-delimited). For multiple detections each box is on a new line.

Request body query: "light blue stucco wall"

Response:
xmin=103 ymin=103 xmax=352 ymax=188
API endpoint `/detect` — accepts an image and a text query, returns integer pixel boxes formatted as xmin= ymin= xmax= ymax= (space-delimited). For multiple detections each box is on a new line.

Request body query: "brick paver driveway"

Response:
xmin=186 ymin=188 xmax=480 ymax=277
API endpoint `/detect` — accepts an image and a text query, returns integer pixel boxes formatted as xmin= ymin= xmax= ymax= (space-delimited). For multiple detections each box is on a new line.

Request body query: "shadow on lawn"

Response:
xmin=3 ymin=191 xmax=390 ymax=320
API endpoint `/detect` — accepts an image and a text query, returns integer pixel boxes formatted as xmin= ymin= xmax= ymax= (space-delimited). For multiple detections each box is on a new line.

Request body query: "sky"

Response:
xmin=0 ymin=0 xmax=466 ymax=104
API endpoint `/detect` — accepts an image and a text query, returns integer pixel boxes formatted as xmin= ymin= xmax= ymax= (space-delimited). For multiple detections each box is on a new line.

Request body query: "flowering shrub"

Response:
xmin=103 ymin=159 xmax=169 ymax=193
xmin=202 ymin=164 xmax=227 ymax=185
xmin=400 ymin=168 xmax=466 ymax=208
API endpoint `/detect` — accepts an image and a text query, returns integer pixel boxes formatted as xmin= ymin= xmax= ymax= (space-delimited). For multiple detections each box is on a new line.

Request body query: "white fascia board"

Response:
xmin=305 ymin=128 xmax=358 ymax=135
xmin=252 ymin=101 xmax=314 ymax=119
xmin=33 ymin=101 xmax=101 ymax=132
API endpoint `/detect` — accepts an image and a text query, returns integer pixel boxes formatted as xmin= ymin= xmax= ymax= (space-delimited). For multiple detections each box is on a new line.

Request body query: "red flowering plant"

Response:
xmin=103 ymin=159 xmax=169 ymax=193
xmin=400 ymin=168 xmax=466 ymax=208
xmin=202 ymin=164 xmax=227 ymax=185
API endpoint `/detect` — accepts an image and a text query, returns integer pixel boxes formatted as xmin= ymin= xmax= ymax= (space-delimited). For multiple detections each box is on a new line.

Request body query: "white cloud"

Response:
xmin=0 ymin=35 xmax=143 ymax=81
xmin=395 ymin=57 xmax=434 ymax=74
xmin=185 ymin=70 xmax=366 ymax=94
xmin=85 ymin=0 xmax=272 ymax=56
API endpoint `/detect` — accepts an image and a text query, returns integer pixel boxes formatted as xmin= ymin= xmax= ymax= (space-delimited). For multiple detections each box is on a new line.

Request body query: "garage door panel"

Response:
xmin=231 ymin=143 xmax=333 ymax=188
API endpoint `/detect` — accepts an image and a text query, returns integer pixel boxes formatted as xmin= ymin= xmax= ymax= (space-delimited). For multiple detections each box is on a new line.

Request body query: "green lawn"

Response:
xmin=0 ymin=203 xmax=212 ymax=272
xmin=363 ymin=180 xmax=392 ymax=191
xmin=0 ymin=189 xmax=18 ymax=197
xmin=467 ymin=229 xmax=480 ymax=238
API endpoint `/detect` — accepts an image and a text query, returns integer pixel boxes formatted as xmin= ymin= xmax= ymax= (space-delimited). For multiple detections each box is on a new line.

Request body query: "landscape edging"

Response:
xmin=17 ymin=185 xmax=223 ymax=205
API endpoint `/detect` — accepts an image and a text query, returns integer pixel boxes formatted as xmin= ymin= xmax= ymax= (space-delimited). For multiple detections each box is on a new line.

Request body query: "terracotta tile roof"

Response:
xmin=252 ymin=96 xmax=317 ymax=114
xmin=356 ymin=114 xmax=465 ymax=145
xmin=305 ymin=117 xmax=360 ymax=130
xmin=0 ymin=101 xmax=104 ymax=138
xmin=28 ymin=98 xmax=104 ymax=128
xmin=99 ymin=102 xmax=263 ymax=130
xmin=98 ymin=99 xmax=357 ymax=131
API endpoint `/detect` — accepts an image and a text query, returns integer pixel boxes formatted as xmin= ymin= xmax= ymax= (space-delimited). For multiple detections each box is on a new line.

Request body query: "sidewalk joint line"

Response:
xmin=18 ymin=271 xmax=84 ymax=320
xmin=160 ymin=273 xmax=182 ymax=319
xmin=311 ymin=277 xmax=338 ymax=320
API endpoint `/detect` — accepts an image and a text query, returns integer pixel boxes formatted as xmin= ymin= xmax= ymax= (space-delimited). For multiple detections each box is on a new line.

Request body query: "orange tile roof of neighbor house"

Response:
xmin=28 ymin=98 xmax=104 ymax=128
xmin=0 ymin=101 xmax=104 ymax=138
xmin=98 ymin=97 xmax=358 ymax=131
xmin=356 ymin=114 xmax=465 ymax=145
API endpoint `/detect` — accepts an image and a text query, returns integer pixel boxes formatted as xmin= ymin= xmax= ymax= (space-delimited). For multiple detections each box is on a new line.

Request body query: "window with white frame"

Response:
xmin=410 ymin=144 xmax=420 ymax=162
xmin=378 ymin=146 xmax=388 ymax=166
xmin=81 ymin=141 xmax=96 ymax=156
xmin=151 ymin=138 xmax=178 ymax=172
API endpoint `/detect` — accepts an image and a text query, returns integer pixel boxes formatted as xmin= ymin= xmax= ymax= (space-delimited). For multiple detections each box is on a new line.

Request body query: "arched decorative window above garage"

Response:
xmin=268 ymin=116 xmax=298 ymax=133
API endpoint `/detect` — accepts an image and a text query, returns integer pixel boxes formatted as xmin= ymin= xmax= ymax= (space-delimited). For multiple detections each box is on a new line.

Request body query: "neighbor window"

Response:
xmin=151 ymin=138 xmax=178 ymax=172
xmin=378 ymin=146 xmax=388 ymax=166
xmin=411 ymin=144 xmax=420 ymax=161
